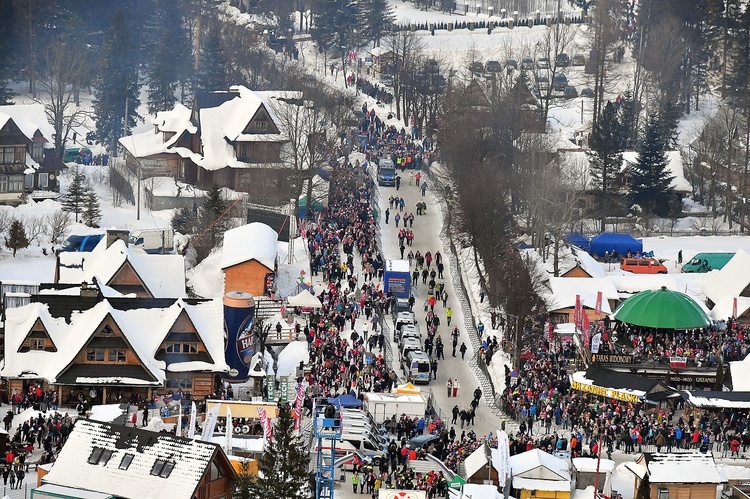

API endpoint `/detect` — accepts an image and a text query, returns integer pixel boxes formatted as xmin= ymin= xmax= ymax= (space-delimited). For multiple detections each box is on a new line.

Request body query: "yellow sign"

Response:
xmin=570 ymin=380 xmax=640 ymax=403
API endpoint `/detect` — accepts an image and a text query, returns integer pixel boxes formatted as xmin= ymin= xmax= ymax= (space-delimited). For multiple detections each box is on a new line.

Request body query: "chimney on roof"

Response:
xmin=80 ymin=280 xmax=98 ymax=298
xmin=106 ymin=229 xmax=130 ymax=248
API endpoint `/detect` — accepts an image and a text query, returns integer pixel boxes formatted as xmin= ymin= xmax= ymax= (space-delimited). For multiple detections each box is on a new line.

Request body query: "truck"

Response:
xmin=377 ymin=157 xmax=397 ymax=186
xmin=681 ymin=252 xmax=735 ymax=273
xmin=363 ymin=392 xmax=427 ymax=424
xmin=383 ymin=259 xmax=411 ymax=299
xmin=128 ymin=228 xmax=174 ymax=253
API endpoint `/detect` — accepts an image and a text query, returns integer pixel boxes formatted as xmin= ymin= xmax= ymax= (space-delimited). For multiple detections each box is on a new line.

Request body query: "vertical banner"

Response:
xmin=225 ymin=407 xmax=233 ymax=452
xmin=293 ymin=383 xmax=305 ymax=431
xmin=733 ymin=297 xmax=738 ymax=319
xmin=496 ymin=430 xmax=511 ymax=489
xmin=582 ymin=311 xmax=590 ymax=332
xmin=280 ymin=376 xmax=289 ymax=403
xmin=574 ymin=294 xmax=582 ymax=326
xmin=591 ymin=332 xmax=602 ymax=354
xmin=258 ymin=407 xmax=273 ymax=443
xmin=187 ymin=402 xmax=197 ymax=438
xmin=595 ymin=291 xmax=602 ymax=315
xmin=176 ymin=401 xmax=183 ymax=437
xmin=266 ymin=375 xmax=275 ymax=401
xmin=547 ymin=322 xmax=554 ymax=343
xmin=200 ymin=403 xmax=221 ymax=441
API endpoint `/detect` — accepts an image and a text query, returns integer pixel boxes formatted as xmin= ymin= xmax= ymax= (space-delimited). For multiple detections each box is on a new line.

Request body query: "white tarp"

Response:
xmin=288 ymin=289 xmax=322 ymax=308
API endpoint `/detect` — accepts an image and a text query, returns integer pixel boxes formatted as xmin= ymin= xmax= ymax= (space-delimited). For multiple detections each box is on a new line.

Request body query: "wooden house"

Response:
xmin=369 ymin=47 xmax=396 ymax=74
xmin=509 ymin=449 xmax=571 ymax=499
xmin=625 ymin=452 xmax=726 ymax=499
xmin=221 ymin=222 xmax=279 ymax=297
xmin=42 ymin=419 xmax=236 ymax=499
xmin=0 ymin=104 xmax=66 ymax=204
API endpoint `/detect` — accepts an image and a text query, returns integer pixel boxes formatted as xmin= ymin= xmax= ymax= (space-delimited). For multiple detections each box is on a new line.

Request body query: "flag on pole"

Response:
xmin=187 ymin=402 xmax=197 ymax=439
xmin=225 ymin=407 xmax=233 ymax=452
xmin=293 ymin=383 xmax=305 ymax=431
xmin=582 ymin=311 xmax=590 ymax=332
xmin=176 ymin=401 xmax=183 ymax=437
xmin=258 ymin=407 xmax=273 ymax=443
xmin=200 ymin=403 xmax=221 ymax=442
xmin=574 ymin=294 xmax=582 ymax=326
xmin=733 ymin=297 xmax=738 ymax=319
xmin=595 ymin=291 xmax=602 ymax=315
xmin=547 ymin=322 xmax=554 ymax=343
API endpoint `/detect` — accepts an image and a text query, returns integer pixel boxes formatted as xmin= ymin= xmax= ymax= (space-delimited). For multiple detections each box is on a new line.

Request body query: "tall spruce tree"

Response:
xmin=629 ymin=112 xmax=675 ymax=219
xmin=250 ymin=405 xmax=312 ymax=498
xmin=359 ymin=0 xmax=395 ymax=46
xmin=6 ymin=219 xmax=29 ymax=257
xmin=0 ymin=0 xmax=16 ymax=104
xmin=195 ymin=17 xmax=227 ymax=92
xmin=82 ymin=185 xmax=102 ymax=228
xmin=62 ymin=166 xmax=88 ymax=222
xmin=588 ymin=101 xmax=625 ymax=232
xmin=93 ymin=10 xmax=141 ymax=154
xmin=310 ymin=0 xmax=364 ymax=86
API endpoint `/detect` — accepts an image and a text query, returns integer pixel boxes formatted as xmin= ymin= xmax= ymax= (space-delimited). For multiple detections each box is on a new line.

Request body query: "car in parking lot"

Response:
xmin=506 ymin=59 xmax=518 ymax=70
xmin=521 ymin=57 xmax=534 ymax=69
xmin=537 ymin=57 xmax=550 ymax=69
xmin=563 ymin=86 xmax=578 ymax=99
xmin=537 ymin=75 xmax=550 ymax=90
xmin=485 ymin=60 xmax=502 ymax=72
xmin=553 ymin=74 xmax=568 ymax=91
xmin=572 ymin=54 xmax=586 ymax=66
xmin=580 ymin=87 xmax=594 ymax=98
xmin=405 ymin=434 xmax=440 ymax=451
xmin=469 ymin=61 xmax=484 ymax=74
xmin=556 ymin=53 xmax=570 ymax=66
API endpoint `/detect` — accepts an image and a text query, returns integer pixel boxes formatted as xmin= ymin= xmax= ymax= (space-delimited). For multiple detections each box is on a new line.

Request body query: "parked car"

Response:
xmin=381 ymin=75 xmax=393 ymax=86
xmin=537 ymin=57 xmax=550 ymax=69
xmin=506 ymin=59 xmax=518 ymax=70
xmin=556 ymin=53 xmax=570 ymax=66
xmin=485 ymin=60 xmax=502 ymax=72
xmin=563 ymin=86 xmax=578 ymax=99
xmin=405 ymin=434 xmax=440 ymax=451
xmin=572 ymin=54 xmax=586 ymax=66
xmin=553 ymin=74 xmax=568 ymax=91
xmin=620 ymin=257 xmax=668 ymax=275
xmin=469 ymin=61 xmax=484 ymax=74
xmin=537 ymin=75 xmax=550 ymax=90
xmin=521 ymin=57 xmax=534 ymax=70
xmin=580 ymin=87 xmax=594 ymax=97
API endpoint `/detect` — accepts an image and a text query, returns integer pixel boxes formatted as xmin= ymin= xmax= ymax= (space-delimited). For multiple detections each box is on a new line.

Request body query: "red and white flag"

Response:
xmin=293 ymin=383 xmax=305 ymax=431
xmin=257 ymin=407 xmax=273 ymax=442
xmin=733 ymin=297 xmax=738 ymax=319
xmin=547 ymin=322 xmax=554 ymax=343
xmin=595 ymin=291 xmax=602 ymax=315
xmin=582 ymin=311 xmax=590 ymax=332
xmin=574 ymin=294 xmax=582 ymax=326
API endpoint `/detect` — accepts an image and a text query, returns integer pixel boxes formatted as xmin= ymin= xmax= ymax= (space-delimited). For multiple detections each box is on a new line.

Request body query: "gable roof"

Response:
xmin=57 ymin=239 xmax=186 ymax=298
xmin=509 ymin=449 xmax=570 ymax=481
xmin=638 ymin=452 xmax=725 ymax=484
xmin=220 ymin=222 xmax=278 ymax=270
xmin=43 ymin=419 xmax=234 ymax=499
xmin=621 ymin=151 xmax=691 ymax=193
xmin=17 ymin=317 xmax=58 ymax=352
xmin=463 ymin=444 xmax=491 ymax=479
xmin=1 ymin=299 xmax=229 ymax=383
xmin=703 ymin=250 xmax=750 ymax=305
xmin=0 ymin=104 xmax=55 ymax=148
xmin=547 ymin=277 xmax=618 ymax=313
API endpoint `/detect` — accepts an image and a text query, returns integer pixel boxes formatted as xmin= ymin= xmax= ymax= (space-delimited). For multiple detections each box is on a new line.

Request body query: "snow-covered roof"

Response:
xmin=0 ymin=104 xmax=55 ymax=148
xmin=575 ymin=250 xmax=606 ymax=278
xmin=640 ymin=452 xmax=725 ymax=484
xmin=609 ymin=274 xmax=681 ymax=295
xmin=0 ymin=299 xmax=229 ymax=384
xmin=621 ymin=151 xmax=692 ymax=193
xmin=711 ymin=296 xmax=750 ymax=321
xmin=572 ymin=457 xmax=615 ymax=473
xmin=43 ymin=419 xmax=231 ymax=498
xmin=547 ymin=277 xmax=618 ymax=313
xmin=463 ymin=444 xmax=490 ymax=479
xmin=220 ymin=222 xmax=278 ymax=270
xmin=275 ymin=340 xmax=309 ymax=379
xmin=513 ymin=477 xmax=571 ymax=492
xmin=461 ymin=484 xmax=503 ymax=498
xmin=730 ymin=355 xmax=750 ymax=391
xmin=703 ymin=250 xmax=750 ymax=305
xmin=57 ymin=238 xmax=186 ymax=298
xmin=509 ymin=449 xmax=570 ymax=481
xmin=33 ymin=484 xmax=114 ymax=499
xmin=682 ymin=390 xmax=750 ymax=409
xmin=718 ymin=463 xmax=750 ymax=482
xmin=151 ymin=103 xmax=197 ymax=134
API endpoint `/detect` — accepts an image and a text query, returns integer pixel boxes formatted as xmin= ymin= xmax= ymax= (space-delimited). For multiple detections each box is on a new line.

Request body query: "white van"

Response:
xmin=400 ymin=337 xmax=422 ymax=361
xmin=399 ymin=324 xmax=421 ymax=346
xmin=405 ymin=350 xmax=431 ymax=384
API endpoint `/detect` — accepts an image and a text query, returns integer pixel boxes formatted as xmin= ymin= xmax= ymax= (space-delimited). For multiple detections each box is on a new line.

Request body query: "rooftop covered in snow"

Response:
xmin=220 ymin=222 xmax=279 ymax=270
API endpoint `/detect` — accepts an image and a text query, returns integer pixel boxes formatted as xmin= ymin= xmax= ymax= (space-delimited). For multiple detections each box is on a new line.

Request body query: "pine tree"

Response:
xmin=588 ymin=101 xmax=625 ymax=232
xmin=629 ymin=112 xmax=675 ymax=219
xmin=359 ymin=0 xmax=395 ymax=46
xmin=636 ymin=474 xmax=651 ymax=499
xmin=233 ymin=459 xmax=254 ymax=499
xmin=5 ymin=219 xmax=29 ymax=257
xmin=249 ymin=405 xmax=313 ymax=498
xmin=0 ymin=0 xmax=15 ymax=105
xmin=310 ymin=0 xmax=364 ymax=63
xmin=195 ymin=17 xmax=227 ymax=92
xmin=201 ymin=184 xmax=227 ymax=245
xmin=62 ymin=166 xmax=88 ymax=222
xmin=93 ymin=10 xmax=141 ymax=154
xmin=82 ymin=185 xmax=102 ymax=228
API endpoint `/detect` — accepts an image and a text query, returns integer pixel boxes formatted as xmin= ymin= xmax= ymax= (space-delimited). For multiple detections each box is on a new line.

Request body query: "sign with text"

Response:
xmin=280 ymin=376 xmax=289 ymax=403
xmin=669 ymin=356 xmax=688 ymax=369
xmin=591 ymin=353 xmax=633 ymax=364
xmin=570 ymin=379 xmax=640 ymax=403
xmin=266 ymin=375 xmax=275 ymax=401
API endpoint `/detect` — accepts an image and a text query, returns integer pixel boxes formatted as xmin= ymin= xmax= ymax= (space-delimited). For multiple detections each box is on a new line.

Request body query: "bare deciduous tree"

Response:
xmin=23 ymin=215 xmax=47 ymax=244
xmin=46 ymin=209 xmax=72 ymax=245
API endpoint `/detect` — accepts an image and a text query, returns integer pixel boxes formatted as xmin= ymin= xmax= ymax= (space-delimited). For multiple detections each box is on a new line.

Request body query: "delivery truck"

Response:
xmin=383 ymin=259 xmax=411 ymax=299
xmin=362 ymin=392 xmax=427 ymax=424
xmin=128 ymin=228 xmax=174 ymax=253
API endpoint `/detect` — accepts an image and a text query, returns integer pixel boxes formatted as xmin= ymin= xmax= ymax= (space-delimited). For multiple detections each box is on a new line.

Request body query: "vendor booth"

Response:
xmin=570 ymin=364 xmax=674 ymax=404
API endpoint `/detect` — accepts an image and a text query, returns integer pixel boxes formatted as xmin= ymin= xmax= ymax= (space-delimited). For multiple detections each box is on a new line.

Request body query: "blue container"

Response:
xmin=223 ymin=291 xmax=256 ymax=382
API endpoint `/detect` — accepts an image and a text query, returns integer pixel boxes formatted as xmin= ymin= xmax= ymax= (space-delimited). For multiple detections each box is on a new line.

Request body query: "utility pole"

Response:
xmin=136 ymin=159 xmax=141 ymax=221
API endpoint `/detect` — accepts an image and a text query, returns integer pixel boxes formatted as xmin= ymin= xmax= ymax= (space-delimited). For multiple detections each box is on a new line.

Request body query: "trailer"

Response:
xmin=363 ymin=392 xmax=426 ymax=424
xmin=383 ymin=259 xmax=411 ymax=299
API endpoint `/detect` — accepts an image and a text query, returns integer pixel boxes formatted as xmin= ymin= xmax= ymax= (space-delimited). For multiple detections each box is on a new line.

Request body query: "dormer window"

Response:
xmin=31 ymin=143 xmax=43 ymax=162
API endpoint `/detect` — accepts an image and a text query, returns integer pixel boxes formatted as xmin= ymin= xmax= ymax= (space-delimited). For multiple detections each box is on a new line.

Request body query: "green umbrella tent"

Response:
xmin=612 ymin=286 xmax=712 ymax=329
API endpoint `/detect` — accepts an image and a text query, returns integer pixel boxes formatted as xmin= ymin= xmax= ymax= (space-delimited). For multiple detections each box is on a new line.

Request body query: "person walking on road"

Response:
xmin=452 ymin=405 xmax=459 ymax=424
xmin=452 ymin=378 xmax=460 ymax=397
xmin=385 ymin=207 xmax=390 ymax=224
xmin=446 ymin=378 xmax=453 ymax=397
xmin=451 ymin=328 xmax=459 ymax=356
xmin=473 ymin=387 xmax=482 ymax=405
xmin=395 ymin=176 xmax=401 ymax=190
xmin=415 ymin=172 xmax=421 ymax=186
xmin=459 ymin=342 xmax=468 ymax=360
xmin=395 ymin=213 xmax=400 ymax=227
xmin=351 ymin=471 xmax=360 ymax=493
xmin=421 ymin=182 xmax=427 ymax=196
xmin=431 ymin=359 xmax=438 ymax=380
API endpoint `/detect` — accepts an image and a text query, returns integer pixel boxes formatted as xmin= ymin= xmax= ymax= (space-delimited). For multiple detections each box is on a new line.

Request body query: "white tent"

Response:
xmin=288 ymin=289 xmax=322 ymax=308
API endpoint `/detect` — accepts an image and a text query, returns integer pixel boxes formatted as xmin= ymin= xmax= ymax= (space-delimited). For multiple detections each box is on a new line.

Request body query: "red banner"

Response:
xmin=293 ymin=383 xmax=305 ymax=431
xmin=595 ymin=291 xmax=602 ymax=315
xmin=582 ymin=312 xmax=590 ymax=332
xmin=733 ymin=297 xmax=738 ymax=319
xmin=669 ymin=357 xmax=687 ymax=369
xmin=547 ymin=322 xmax=554 ymax=343
xmin=574 ymin=294 xmax=582 ymax=326
xmin=257 ymin=407 xmax=273 ymax=442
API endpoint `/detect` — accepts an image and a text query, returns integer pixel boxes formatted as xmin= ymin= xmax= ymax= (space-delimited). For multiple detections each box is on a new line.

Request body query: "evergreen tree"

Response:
xmin=636 ymin=474 xmax=651 ymax=499
xmin=233 ymin=459 xmax=254 ymax=499
xmin=359 ymin=0 xmax=395 ymax=46
xmin=618 ymin=90 xmax=637 ymax=149
xmin=588 ymin=101 xmax=625 ymax=232
xmin=145 ymin=0 xmax=191 ymax=114
xmin=171 ymin=206 xmax=199 ymax=235
xmin=93 ymin=10 xmax=141 ymax=154
xmin=311 ymin=0 xmax=364 ymax=82
xmin=5 ymin=219 xmax=29 ymax=257
xmin=629 ymin=112 xmax=675 ymax=219
xmin=657 ymin=99 xmax=681 ymax=150
xmin=249 ymin=405 xmax=312 ymax=498
xmin=82 ymin=185 xmax=102 ymax=228
xmin=0 ymin=0 xmax=16 ymax=104
xmin=195 ymin=17 xmax=227 ymax=92
xmin=62 ymin=166 xmax=88 ymax=222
